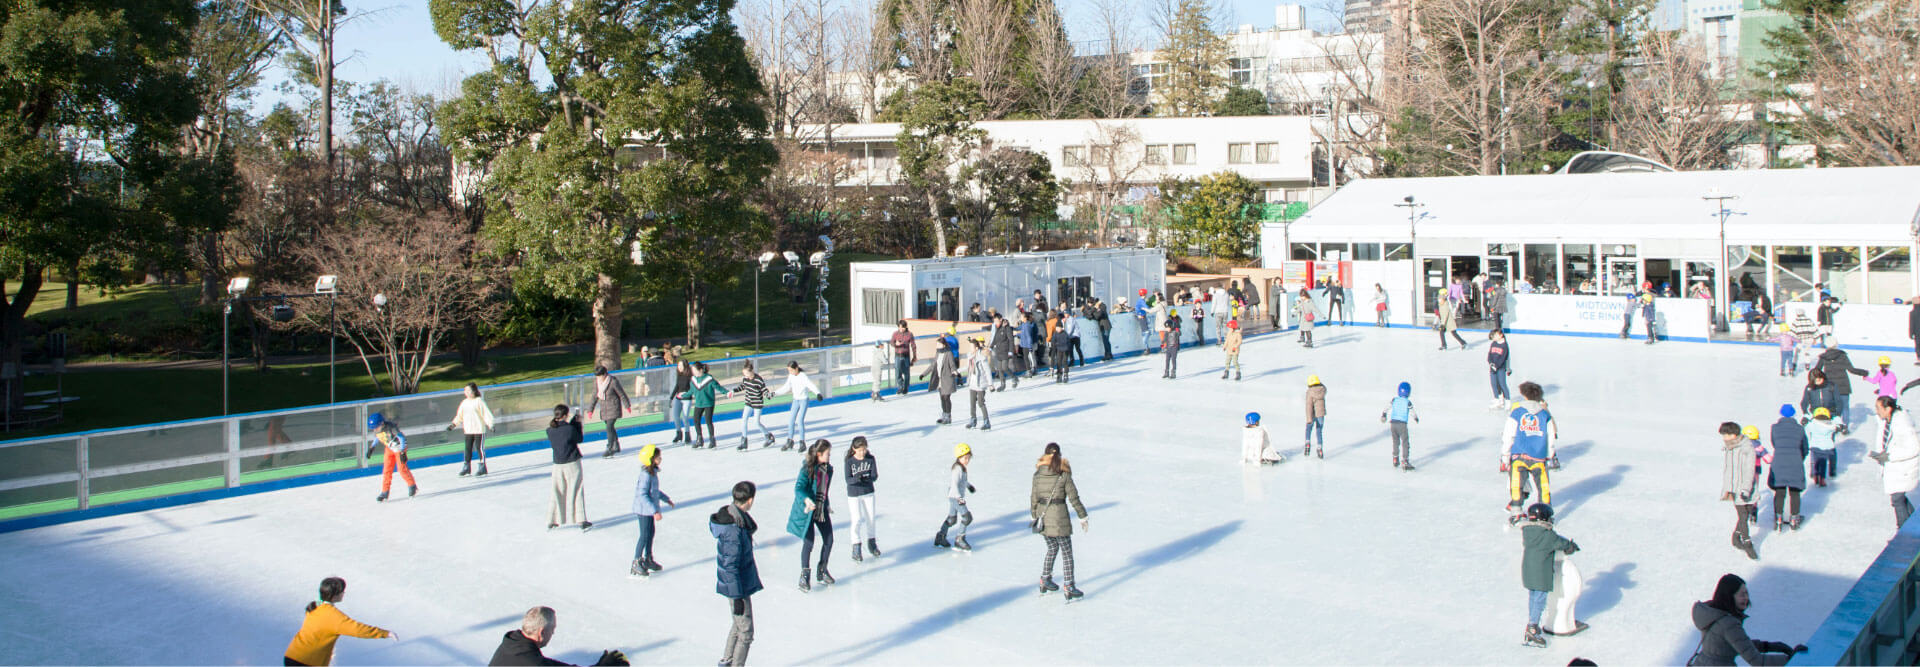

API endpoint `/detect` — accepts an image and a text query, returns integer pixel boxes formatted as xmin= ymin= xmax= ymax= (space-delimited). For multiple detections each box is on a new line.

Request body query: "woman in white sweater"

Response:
xmin=778 ymin=362 xmax=823 ymax=451
xmin=450 ymin=382 xmax=495 ymax=476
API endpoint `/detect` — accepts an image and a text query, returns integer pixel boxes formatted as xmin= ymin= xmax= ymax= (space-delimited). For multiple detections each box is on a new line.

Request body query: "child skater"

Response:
xmin=1242 ymin=412 xmax=1285 ymax=465
xmin=1871 ymin=356 xmax=1900 ymax=399
xmin=1381 ymin=381 xmax=1420 ymax=471
xmin=1518 ymin=503 xmax=1580 ymax=648
xmin=1503 ymin=382 xmax=1556 ymax=520
xmin=1304 ymin=375 xmax=1328 ymax=458
xmin=869 ymin=340 xmax=889 ymax=402
xmin=1771 ymin=324 xmax=1799 ymax=377
xmin=934 ymin=443 xmax=976 ymax=551
xmin=1806 ymin=407 xmax=1840 ymax=486
xmin=630 ymin=444 xmax=675 ymax=577
xmin=366 ymin=412 xmax=416 ymax=502
xmin=1744 ymin=424 xmax=1772 ymax=524
xmin=845 ymin=436 xmax=881 ymax=562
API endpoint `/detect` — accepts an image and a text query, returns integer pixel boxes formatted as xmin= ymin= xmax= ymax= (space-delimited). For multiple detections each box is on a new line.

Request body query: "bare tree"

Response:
xmin=247 ymin=0 xmax=373 ymax=174
xmin=279 ymin=211 xmax=504 ymax=396
xmin=742 ymin=0 xmax=807 ymax=134
xmin=953 ymin=0 xmax=1022 ymax=118
xmin=1390 ymin=0 xmax=1559 ymax=175
xmin=1790 ymin=0 xmax=1920 ymax=166
xmin=1611 ymin=31 xmax=1737 ymax=170
xmin=1268 ymin=32 xmax=1391 ymax=179
xmin=1070 ymin=122 xmax=1152 ymax=246
xmin=1082 ymin=0 xmax=1145 ymax=118
xmin=1027 ymin=0 xmax=1080 ymax=119
xmin=837 ymin=1 xmax=890 ymax=121
xmin=887 ymin=0 xmax=956 ymax=84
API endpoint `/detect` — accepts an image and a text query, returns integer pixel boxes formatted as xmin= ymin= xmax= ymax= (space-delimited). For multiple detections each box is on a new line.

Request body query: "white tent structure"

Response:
xmin=1260 ymin=166 xmax=1920 ymax=344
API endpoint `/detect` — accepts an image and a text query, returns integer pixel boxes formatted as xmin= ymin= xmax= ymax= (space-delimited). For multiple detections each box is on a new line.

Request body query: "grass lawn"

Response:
xmin=622 ymin=252 xmax=894 ymax=343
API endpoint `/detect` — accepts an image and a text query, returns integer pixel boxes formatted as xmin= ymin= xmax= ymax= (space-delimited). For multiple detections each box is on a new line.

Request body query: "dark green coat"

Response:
xmin=787 ymin=461 xmax=830 ymax=538
xmin=1520 ymin=521 xmax=1578 ymax=592
xmin=1029 ymin=460 xmax=1087 ymax=538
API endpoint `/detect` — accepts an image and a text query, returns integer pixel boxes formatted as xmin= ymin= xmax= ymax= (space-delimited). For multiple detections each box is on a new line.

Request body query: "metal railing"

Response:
xmin=0 ymin=310 xmax=1244 ymax=526
xmin=1803 ymin=518 xmax=1920 ymax=665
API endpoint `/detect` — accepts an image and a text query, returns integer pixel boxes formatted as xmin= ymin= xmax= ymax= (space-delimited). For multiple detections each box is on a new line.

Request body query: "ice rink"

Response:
xmin=0 ymin=324 xmax=1900 ymax=664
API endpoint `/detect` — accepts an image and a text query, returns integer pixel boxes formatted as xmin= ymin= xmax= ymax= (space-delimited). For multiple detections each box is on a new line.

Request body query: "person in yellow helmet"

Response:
xmin=1869 ymin=355 xmax=1900 ymax=399
xmin=630 ymin=444 xmax=675 ymax=577
xmin=1806 ymin=407 xmax=1840 ymax=486
xmin=936 ymin=443 xmax=976 ymax=550
xmin=1304 ymin=375 xmax=1328 ymax=458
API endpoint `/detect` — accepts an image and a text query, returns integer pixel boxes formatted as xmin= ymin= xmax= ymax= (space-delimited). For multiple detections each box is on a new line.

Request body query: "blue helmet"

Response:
xmin=366 ymin=412 xmax=386 ymax=430
xmin=1245 ymin=412 xmax=1260 ymax=425
xmin=1397 ymin=382 xmax=1411 ymax=397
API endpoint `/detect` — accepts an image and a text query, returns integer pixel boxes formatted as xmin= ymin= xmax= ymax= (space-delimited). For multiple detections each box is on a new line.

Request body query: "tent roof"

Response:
xmin=1279 ymin=167 xmax=1920 ymax=244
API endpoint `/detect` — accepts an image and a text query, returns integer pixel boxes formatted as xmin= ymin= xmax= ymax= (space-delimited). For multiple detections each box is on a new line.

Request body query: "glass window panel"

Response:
xmin=1385 ymin=243 xmax=1411 ymax=261
xmin=1524 ymin=244 xmax=1560 ymax=294
xmin=1728 ymin=245 xmax=1766 ymax=304
xmin=1172 ymin=144 xmax=1196 ymax=165
xmin=1868 ymin=246 xmax=1910 ymax=304
xmin=1255 ymin=143 xmax=1278 ymax=163
xmin=1144 ymin=145 xmax=1167 ymax=165
xmin=1354 ymin=243 xmax=1382 ymax=261
xmin=1290 ymin=242 xmax=1319 ymax=260
xmin=1563 ymin=244 xmax=1595 ymax=294
xmin=1819 ymin=245 xmax=1864 ymax=304
xmin=1227 ymin=143 xmax=1250 ymax=164
xmin=1320 ymin=242 xmax=1351 ymax=260
xmin=1771 ymin=245 xmax=1816 ymax=302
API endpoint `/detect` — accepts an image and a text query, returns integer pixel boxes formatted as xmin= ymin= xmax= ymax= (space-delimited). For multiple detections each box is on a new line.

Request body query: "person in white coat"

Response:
xmin=964 ymin=339 xmax=993 ymax=430
xmin=777 ymin=362 xmax=823 ymax=452
xmin=450 ymin=382 xmax=495 ymax=477
xmin=1242 ymin=412 xmax=1284 ymax=465
xmin=1871 ymin=396 xmax=1920 ymax=527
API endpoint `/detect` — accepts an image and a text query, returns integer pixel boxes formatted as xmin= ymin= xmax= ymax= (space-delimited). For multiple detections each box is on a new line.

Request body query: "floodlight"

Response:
xmin=784 ymin=251 xmax=801 ymax=264
xmin=227 ymin=277 xmax=251 ymax=296
xmin=808 ymin=252 xmax=826 ymax=267
xmin=758 ymin=251 xmax=776 ymax=267
xmin=314 ymin=275 xmax=338 ymax=294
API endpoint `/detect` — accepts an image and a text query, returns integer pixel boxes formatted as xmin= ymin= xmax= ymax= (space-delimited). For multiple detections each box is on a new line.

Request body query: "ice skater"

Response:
xmin=587 ymin=366 xmax=632 ymax=457
xmin=1221 ymin=319 xmax=1243 ymax=381
xmin=1518 ymin=503 xmax=1579 ymax=648
xmin=730 ymin=362 xmax=774 ymax=450
xmin=1814 ymin=342 xmax=1869 ymax=433
xmin=1769 ymin=406 xmax=1807 ymax=531
xmin=449 ymin=382 xmax=494 ymax=477
xmin=1242 ymin=412 xmax=1285 ymax=465
xmin=921 ymin=338 xmax=959 ymax=425
xmin=965 ymin=339 xmax=992 ymax=429
xmin=788 ymin=440 xmax=836 ymax=590
xmin=845 ymin=436 xmax=881 ymax=563
xmin=1871 ymin=356 xmax=1900 ymax=399
xmin=1806 ymin=407 xmax=1840 ymax=486
xmin=935 ymin=443 xmax=976 ymax=551
xmin=687 ymin=362 xmax=722 ymax=449
xmin=776 ymin=362 xmax=822 ymax=451
xmin=1052 ymin=312 xmax=1074 ymax=383
xmin=283 ymin=577 xmax=394 ymax=667
xmin=1032 ymin=442 xmax=1089 ymax=601
xmin=365 ymin=412 xmax=416 ymax=502
xmin=1371 ymin=283 xmax=1388 ymax=326
xmin=1436 ymin=294 xmax=1466 ymax=350
xmin=1295 ymin=288 xmax=1321 ymax=348
xmin=1488 ymin=329 xmax=1513 ymax=409
xmin=1502 ymin=382 xmax=1556 ymax=519
xmin=991 ymin=315 xmax=1016 ymax=391
xmin=630 ymin=444 xmax=675 ymax=577
xmin=669 ymin=359 xmax=694 ymax=443
xmin=545 ymin=405 xmax=590 ymax=531
xmin=1161 ymin=310 xmax=1182 ymax=379
xmin=1869 ymin=396 xmax=1920 ymax=528
xmin=1719 ymin=422 xmax=1760 ymax=560
xmin=1381 ymin=381 xmax=1420 ymax=470
xmin=712 ymin=481 xmax=762 ymax=667
xmin=1771 ymin=325 xmax=1799 ymax=377
xmin=869 ymin=340 xmax=889 ymax=401
xmin=1304 ymin=375 xmax=1327 ymax=459
xmin=1801 ymin=370 xmax=1845 ymax=436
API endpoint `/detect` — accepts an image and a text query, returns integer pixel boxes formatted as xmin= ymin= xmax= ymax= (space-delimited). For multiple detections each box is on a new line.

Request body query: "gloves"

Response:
xmin=593 ymin=650 xmax=630 ymax=666
xmin=967 ymin=484 xmax=976 ymax=493
xmin=1506 ymin=369 xmax=1512 ymax=376
xmin=1380 ymin=413 xmax=1388 ymax=423
xmin=732 ymin=597 xmax=747 ymax=615
xmin=1548 ymin=456 xmax=1561 ymax=470
xmin=1800 ymin=417 xmax=1809 ymax=426
xmin=445 ymin=423 xmax=457 ymax=432
xmin=364 ymin=443 xmax=379 ymax=460
xmin=1872 ymin=451 xmax=1890 ymax=465
xmin=1564 ymin=541 xmax=1580 ymax=554
xmin=1793 ymin=644 xmax=1809 ymax=654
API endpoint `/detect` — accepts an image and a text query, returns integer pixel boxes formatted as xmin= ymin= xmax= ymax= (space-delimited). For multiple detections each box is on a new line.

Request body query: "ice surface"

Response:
xmin=0 ymin=326 xmax=1896 ymax=664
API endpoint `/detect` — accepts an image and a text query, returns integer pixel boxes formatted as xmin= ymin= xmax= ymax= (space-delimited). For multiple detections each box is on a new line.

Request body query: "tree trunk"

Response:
xmin=1 ymin=265 xmax=43 ymax=414
xmin=457 ymin=321 xmax=480 ymax=367
xmin=925 ymin=191 xmax=948 ymax=257
xmin=65 ymin=275 xmax=78 ymax=310
xmin=198 ymin=232 xmax=222 ymax=305
xmin=592 ymin=273 xmax=623 ymax=372
xmin=685 ymin=281 xmax=707 ymax=350
xmin=248 ymin=305 xmax=269 ymax=371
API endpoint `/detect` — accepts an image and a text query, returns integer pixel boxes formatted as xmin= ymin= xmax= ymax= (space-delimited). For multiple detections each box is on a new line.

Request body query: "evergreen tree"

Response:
xmin=1158 ymin=0 xmax=1229 ymax=117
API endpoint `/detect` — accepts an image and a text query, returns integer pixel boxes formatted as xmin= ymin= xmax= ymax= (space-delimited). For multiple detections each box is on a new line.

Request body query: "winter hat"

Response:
xmin=1814 ymin=407 xmax=1832 ymax=419
xmin=1708 ymin=573 xmax=1747 ymax=616
xmin=1397 ymin=382 xmax=1411 ymax=397
xmin=1245 ymin=412 xmax=1261 ymax=426
xmin=1780 ymin=404 xmax=1796 ymax=418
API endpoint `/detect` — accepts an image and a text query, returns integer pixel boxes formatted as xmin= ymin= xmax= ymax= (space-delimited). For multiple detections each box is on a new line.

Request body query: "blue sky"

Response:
xmin=251 ymin=0 xmax=1336 ymax=111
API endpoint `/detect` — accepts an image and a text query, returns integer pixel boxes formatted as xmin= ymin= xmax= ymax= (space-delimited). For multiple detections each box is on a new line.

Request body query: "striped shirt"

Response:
xmin=735 ymin=376 xmax=769 ymax=408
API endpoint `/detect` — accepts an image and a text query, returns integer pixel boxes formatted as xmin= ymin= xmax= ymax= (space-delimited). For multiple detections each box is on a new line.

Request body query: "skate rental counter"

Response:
xmin=1260 ymin=166 xmax=1920 ymax=345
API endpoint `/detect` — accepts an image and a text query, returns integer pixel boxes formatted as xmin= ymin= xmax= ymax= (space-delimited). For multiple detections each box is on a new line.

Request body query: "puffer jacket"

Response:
xmin=1816 ymin=348 xmax=1868 ymax=396
xmin=966 ymin=353 xmax=991 ymax=391
xmin=1519 ymin=520 xmax=1577 ymax=592
xmin=1768 ymin=417 xmax=1808 ymax=490
xmin=710 ymin=504 xmax=762 ymax=599
xmin=1801 ymin=382 xmax=1842 ymax=418
xmin=1687 ymin=602 xmax=1792 ymax=666
xmin=1305 ymin=384 xmax=1328 ymax=419
xmin=1029 ymin=456 xmax=1087 ymax=538
xmin=1721 ymin=437 xmax=1757 ymax=503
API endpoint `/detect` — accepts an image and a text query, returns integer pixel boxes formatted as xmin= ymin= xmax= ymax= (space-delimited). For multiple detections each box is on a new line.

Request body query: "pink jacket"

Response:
xmin=1773 ymin=332 xmax=1796 ymax=351
xmin=1872 ymin=369 xmax=1900 ymax=398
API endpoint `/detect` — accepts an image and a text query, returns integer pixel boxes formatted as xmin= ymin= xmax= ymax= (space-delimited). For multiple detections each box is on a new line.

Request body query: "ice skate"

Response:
xmin=933 ymin=530 xmax=952 ymax=549
xmin=867 ymin=539 xmax=882 ymax=557
xmin=852 ymin=546 xmax=864 ymax=563
xmin=476 ymin=463 xmax=487 ymax=477
xmin=1523 ymin=624 xmax=1547 ymax=648
xmin=1303 ymin=443 xmax=1311 ymax=456
xmin=737 ymin=439 xmax=748 ymax=451
xmin=1315 ymin=446 xmax=1323 ymax=459
xmin=458 ymin=465 xmax=471 ymax=477
xmin=1039 ymin=576 xmax=1060 ymax=595
xmin=1401 ymin=462 xmax=1416 ymax=471
xmin=965 ymin=418 xmax=977 ymax=429
xmin=1791 ymin=515 xmax=1803 ymax=530
xmin=375 ymin=491 xmax=388 ymax=502
xmin=816 ymin=567 xmax=835 ymax=585
xmin=936 ymin=413 xmax=950 ymax=425
xmin=1064 ymin=586 xmax=1084 ymax=602
xmin=580 ymin=520 xmax=593 ymax=532
xmin=954 ymin=536 xmax=972 ymax=551
xmin=782 ymin=439 xmax=795 ymax=451
xmin=646 ymin=558 xmax=663 ymax=572
xmin=408 ymin=485 xmax=418 ymax=498
xmin=1221 ymin=369 xmax=1229 ymax=379
xmin=630 ymin=559 xmax=649 ymax=578
xmin=1235 ymin=370 xmax=1241 ymax=381
xmin=799 ymin=568 xmax=811 ymax=592
xmin=1392 ymin=456 xmax=1400 ymax=469
xmin=671 ymin=431 xmax=684 ymax=443
xmin=980 ymin=421 xmax=991 ymax=431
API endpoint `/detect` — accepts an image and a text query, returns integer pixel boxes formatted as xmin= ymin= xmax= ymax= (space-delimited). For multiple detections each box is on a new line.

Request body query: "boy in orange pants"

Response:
xmin=367 ymin=412 xmax=417 ymax=502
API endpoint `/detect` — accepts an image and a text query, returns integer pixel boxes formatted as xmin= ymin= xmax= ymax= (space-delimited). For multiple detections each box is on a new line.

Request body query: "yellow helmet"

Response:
xmin=1742 ymin=425 xmax=1760 ymax=440
xmin=1308 ymin=375 xmax=1321 ymax=385
xmin=1881 ymin=356 xmax=1893 ymax=366
xmin=1814 ymin=407 xmax=1832 ymax=419
xmin=638 ymin=444 xmax=659 ymax=463
xmin=954 ymin=443 xmax=972 ymax=459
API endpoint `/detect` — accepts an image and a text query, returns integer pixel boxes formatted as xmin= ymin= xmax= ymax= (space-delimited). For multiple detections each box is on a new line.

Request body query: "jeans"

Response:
xmin=1304 ymin=417 xmax=1324 ymax=445
xmin=1780 ymin=350 xmax=1796 ymax=375
xmin=1528 ymin=589 xmax=1549 ymax=625
xmin=1439 ymin=328 xmax=1467 ymax=348
xmin=787 ymin=399 xmax=810 ymax=444
xmin=801 ymin=517 xmax=833 ymax=569
xmin=634 ymin=514 xmax=656 ymax=560
xmin=1491 ymin=370 xmax=1511 ymax=401
xmin=1139 ymin=317 xmax=1152 ymax=352
xmin=739 ymin=405 xmax=767 ymax=442
xmin=894 ymin=356 xmax=911 ymax=395
xmin=1812 ymin=448 xmax=1836 ymax=479
xmin=670 ymin=398 xmax=691 ymax=432
xmin=1099 ymin=331 xmax=1113 ymax=360
xmin=721 ymin=596 xmax=753 ymax=666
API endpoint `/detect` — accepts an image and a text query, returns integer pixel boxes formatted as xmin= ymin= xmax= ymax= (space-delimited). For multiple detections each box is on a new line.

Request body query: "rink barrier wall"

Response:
xmin=1803 ymin=517 xmax=1920 ymax=665
xmin=0 ymin=313 xmax=1249 ymax=533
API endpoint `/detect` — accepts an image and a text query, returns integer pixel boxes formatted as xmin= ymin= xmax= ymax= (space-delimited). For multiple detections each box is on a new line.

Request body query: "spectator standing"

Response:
xmin=1686 ymin=574 xmax=1804 ymax=666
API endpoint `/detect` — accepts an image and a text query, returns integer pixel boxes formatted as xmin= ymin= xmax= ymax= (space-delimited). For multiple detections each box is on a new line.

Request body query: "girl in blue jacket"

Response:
xmin=632 ymin=445 xmax=675 ymax=577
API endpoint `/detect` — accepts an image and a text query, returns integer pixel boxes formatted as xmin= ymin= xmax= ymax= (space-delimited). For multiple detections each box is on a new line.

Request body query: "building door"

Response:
xmin=1604 ymin=257 xmax=1642 ymax=296
xmin=1420 ymin=257 xmax=1450 ymax=323
xmin=1484 ymin=256 xmax=1513 ymax=286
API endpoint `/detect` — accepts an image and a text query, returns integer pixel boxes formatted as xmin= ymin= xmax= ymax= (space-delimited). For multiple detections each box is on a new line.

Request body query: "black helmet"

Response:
xmin=1526 ymin=503 xmax=1553 ymax=522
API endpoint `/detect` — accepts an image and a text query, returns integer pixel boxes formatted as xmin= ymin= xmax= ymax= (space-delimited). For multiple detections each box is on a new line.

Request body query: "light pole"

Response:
xmin=755 ymin=252 xmax=778 ymax=354
xmin=222 ymin=276 xmax=342 ymax=415
xmin=1395 ymin=195 xmax=1425 ymax=325
xmin=221 ymin=277 xmax=249 ymax=415
xmin=1704 ymin=187 xmax=1739 ymax=335
xmin=315 ymin=275 xmax=337 ymax=404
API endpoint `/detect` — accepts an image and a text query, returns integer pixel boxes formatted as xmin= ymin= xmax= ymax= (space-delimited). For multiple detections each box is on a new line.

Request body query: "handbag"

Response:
xmin=1031 ymin=473 xmax=1067 ymax=534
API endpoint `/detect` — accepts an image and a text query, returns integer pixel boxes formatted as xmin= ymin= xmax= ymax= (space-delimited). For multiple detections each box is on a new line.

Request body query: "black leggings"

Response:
xmin=1439 ymin=328 xmax=1466 ymax=348
xmin=693 ymin=406 xmax=716 ymax=440
xmin=802 ymin=517 xmax=833 ymax=569
xmin=462 ymin=434 xmax=486 ymax=465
